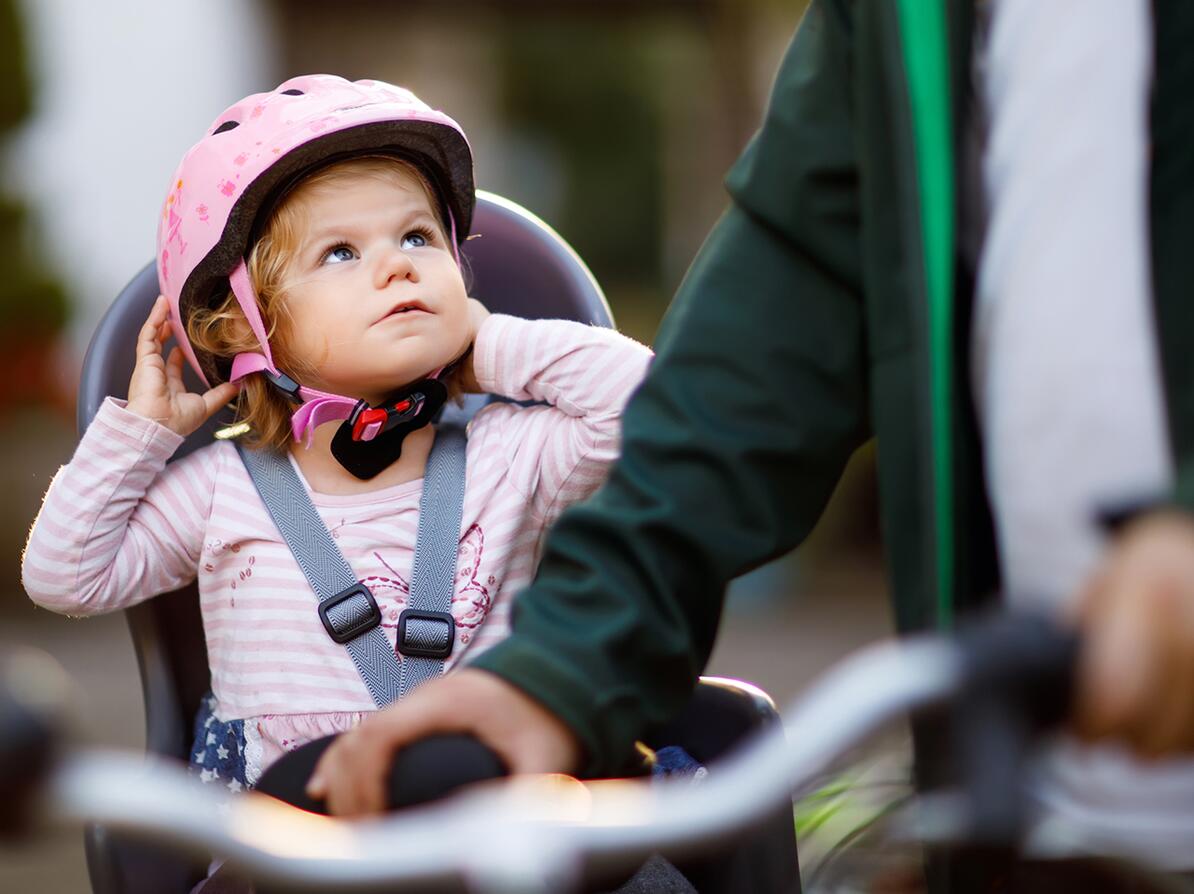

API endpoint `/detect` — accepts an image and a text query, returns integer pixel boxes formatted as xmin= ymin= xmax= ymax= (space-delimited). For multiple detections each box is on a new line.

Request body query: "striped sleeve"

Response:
xmin=21 ymin=397 xmax=218 ymax=616
xmin=473 ymin=314 xmax=653 ymax=520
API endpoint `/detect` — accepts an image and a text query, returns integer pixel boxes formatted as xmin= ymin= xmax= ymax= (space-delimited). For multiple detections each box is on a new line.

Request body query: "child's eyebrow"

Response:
xmin=301 ymin=208 xmax=443 ymax=250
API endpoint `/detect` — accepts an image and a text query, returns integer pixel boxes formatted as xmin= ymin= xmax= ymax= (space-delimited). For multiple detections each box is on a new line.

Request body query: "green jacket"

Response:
xmin=471 ymin=0 xmax=1194 ymax=777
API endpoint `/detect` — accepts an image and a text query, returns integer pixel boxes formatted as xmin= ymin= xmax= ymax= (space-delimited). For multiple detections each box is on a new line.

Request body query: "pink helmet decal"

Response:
xmin=155 ymin=74 xmax=475 ymax=390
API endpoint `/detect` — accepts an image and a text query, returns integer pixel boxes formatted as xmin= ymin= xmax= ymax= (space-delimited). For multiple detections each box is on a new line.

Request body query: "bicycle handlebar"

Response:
xmin=6 ymin=613 xmax=1077 ymax=892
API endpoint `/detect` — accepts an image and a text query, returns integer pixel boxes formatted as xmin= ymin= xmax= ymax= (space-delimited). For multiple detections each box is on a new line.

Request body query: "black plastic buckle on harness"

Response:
xmin=347 ymin=392 xmax=427 ymax=442
xmin=396 ymin=609 xmax=455 ymax=659
xmin=264 ymin=369 xmax=304 ymax=405
xmin=318 ymin=583 xmax=383 ymax=644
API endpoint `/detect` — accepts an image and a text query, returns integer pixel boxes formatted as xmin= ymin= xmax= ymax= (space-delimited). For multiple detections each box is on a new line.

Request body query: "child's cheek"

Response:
xmin=314 ymin=334 xmax=333 ymax=367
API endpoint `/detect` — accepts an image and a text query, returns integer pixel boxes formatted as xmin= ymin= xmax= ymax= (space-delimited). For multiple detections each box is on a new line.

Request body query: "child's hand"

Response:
xmin=1074 ymin=511 xmax=1194 ymax=756
xmin=456 ymin=298 xmax=491 ymax=393
xmin=305 ymin=668 xmax=580 ymax=816
xmin=126 ymin=295 xmax=240 ymax=436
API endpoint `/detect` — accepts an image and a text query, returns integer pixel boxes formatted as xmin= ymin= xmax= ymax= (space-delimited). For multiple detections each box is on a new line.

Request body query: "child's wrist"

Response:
xmin=124 ymin=398 xmax=153 ymax=418
xmin=470 ymin=312 xmax=508 ymax=394
xmin=452 ymin=344 xmax=482 ymax=394
xmin=120 ymin=398 xmax=192 ymax=442
xmin=124 ymin=399 xmax=169 ymax=429
xmin=94 ymin=397 xmax=186 ymax=454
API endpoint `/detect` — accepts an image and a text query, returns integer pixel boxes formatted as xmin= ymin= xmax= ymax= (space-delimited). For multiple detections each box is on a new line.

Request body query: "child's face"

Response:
xmin=278 ymin=165 xmax=470 ymax=405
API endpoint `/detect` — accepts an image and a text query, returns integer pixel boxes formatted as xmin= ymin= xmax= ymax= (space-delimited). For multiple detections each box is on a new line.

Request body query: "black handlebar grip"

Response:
xmin=955 ymin=610 xmax=1080 ymax=728
xmin=951 ymin=612 xmax=1081 ymax=848
xmin=387 ymin=733 xmax=509 ymax=809
xmin=257 ymin=731 xmax=509 ymax=815
xmin=0 ymin=671 xmax=60 ymax=838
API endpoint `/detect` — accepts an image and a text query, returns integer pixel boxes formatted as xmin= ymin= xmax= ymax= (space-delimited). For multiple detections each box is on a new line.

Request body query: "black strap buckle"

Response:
xmin=264 ymin=368 xmax=304 ymax=404
xmin=318 ymin=583 xmax=382 ymax=644
xmin=396 ymin=609 xmax=455 ymax=659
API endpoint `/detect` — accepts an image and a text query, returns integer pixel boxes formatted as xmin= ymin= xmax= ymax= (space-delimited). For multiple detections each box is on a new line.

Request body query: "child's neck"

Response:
xmin=288 ymin=423 xmax=437 ymax=496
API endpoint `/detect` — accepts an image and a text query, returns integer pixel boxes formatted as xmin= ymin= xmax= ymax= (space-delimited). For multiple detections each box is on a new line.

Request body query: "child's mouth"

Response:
xmin=376 ymin=301 xmax=431 ymax=324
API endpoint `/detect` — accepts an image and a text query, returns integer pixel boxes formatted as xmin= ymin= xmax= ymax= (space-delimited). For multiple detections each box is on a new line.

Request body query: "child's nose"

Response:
xmin=374 ymin=243 xmax=419 ymax=288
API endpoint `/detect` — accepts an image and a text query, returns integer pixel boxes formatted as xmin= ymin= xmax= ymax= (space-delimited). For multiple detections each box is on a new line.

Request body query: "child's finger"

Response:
xmin=147 ymin=293 xmax=169 ymax=327
xmin=200 ymin=382 xmax=240 ymax=419
xmin=136 ymin=297 xmax=169 ymax=360
xmin=165 ymin=347 xmax=186 ymax=393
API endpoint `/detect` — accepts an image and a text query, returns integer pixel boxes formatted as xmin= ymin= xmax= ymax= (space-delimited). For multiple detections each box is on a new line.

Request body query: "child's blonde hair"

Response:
xmin=188 ymin=155 xmax=456 ymax=452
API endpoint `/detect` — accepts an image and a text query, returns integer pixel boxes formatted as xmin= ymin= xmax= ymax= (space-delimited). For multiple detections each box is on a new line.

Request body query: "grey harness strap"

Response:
xmin=235 ymin=424 xmax=467 ymax=706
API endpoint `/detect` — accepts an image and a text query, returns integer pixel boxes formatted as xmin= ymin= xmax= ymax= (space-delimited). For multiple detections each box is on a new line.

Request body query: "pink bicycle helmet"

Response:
xmin=155 ymin=74 xmax=475 ymax=429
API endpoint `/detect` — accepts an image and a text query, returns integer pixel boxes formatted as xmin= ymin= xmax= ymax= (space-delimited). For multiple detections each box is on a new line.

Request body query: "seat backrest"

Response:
xmin=78 ymin=191 xmax=612 ymax=894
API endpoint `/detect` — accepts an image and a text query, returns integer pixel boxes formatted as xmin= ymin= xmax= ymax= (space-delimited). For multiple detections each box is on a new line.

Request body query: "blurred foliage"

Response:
xmin=499 ymin=18 xmax=666 ymax=314
xmin=0 ymin=0 xmax=69 ymax=336
xmin=793 ymin=751 xmax=920 ymax=890
xmin=0 ymin=197 xmax=69 ymax=333
xmin=0 ymin=0 xmax=31 ymax=131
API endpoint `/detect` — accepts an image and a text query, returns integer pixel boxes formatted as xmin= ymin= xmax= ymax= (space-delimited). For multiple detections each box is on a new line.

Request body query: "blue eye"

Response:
xmin=323 ymin=245 xmax=356 ymax=265
xmin=401 ymin=230 xmax=429 ymax=249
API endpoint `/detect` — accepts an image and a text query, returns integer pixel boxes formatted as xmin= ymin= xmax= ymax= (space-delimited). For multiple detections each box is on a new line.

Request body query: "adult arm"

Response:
xmin=470 ymin=0 xmax=870 ymax=776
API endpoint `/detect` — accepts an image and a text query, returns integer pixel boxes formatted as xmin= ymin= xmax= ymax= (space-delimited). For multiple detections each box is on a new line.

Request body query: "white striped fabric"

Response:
xmin=22 ymin=314 xmax=651 ymax=775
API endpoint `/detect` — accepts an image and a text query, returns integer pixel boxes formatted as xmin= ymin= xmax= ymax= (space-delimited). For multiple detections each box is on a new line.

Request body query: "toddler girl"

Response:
xmin=21 ymin=75 xmax=652 ymax=793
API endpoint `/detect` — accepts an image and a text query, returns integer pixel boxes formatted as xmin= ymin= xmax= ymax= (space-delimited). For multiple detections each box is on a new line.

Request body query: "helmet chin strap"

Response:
xmin=225 ymin=258 xmax=465 ymax=479
xmin=231 ymin=348 xmax=458 ymax=479
xmin=326 ymin=375 xmax=452 ymax=479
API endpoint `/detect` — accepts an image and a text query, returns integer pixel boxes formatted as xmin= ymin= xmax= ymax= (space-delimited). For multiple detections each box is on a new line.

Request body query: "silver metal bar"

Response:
xmin=40 ymin=636 xmax=963 ymax=892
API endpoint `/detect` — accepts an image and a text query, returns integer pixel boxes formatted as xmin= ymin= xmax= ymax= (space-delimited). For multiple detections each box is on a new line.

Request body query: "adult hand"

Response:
xmin=306 ymin=668 xmax=581 ymax=816
xmin=1074 ymin=510 xmax=1194 ymax=757
xmin=126 ymin=295 xmax=239 ymax=436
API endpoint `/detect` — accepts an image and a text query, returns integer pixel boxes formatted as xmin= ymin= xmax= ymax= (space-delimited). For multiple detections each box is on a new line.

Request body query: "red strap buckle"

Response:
xmin=350 ymin=398 xmax=415 ymax=441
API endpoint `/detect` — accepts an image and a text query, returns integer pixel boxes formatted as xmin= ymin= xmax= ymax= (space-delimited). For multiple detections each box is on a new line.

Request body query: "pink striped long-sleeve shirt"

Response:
xmin=23 ymin=314 xmax=651 ymax=780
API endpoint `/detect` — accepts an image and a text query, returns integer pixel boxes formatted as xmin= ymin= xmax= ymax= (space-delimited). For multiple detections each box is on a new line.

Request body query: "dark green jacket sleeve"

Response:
xmin=469 ymin=0 xmax=870 ymax=776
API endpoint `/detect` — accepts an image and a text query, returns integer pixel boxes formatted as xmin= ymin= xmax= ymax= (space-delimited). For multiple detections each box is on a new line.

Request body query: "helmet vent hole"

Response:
xmin=213 ymin=120 xmax=240 ymax=134
xmin=280 ymin=89 xmax=304 ymax=96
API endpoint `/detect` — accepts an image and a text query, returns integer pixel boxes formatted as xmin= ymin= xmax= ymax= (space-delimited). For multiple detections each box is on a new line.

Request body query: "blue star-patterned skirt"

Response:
xmin=189 ymin=692 xmax=249 ymax=793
